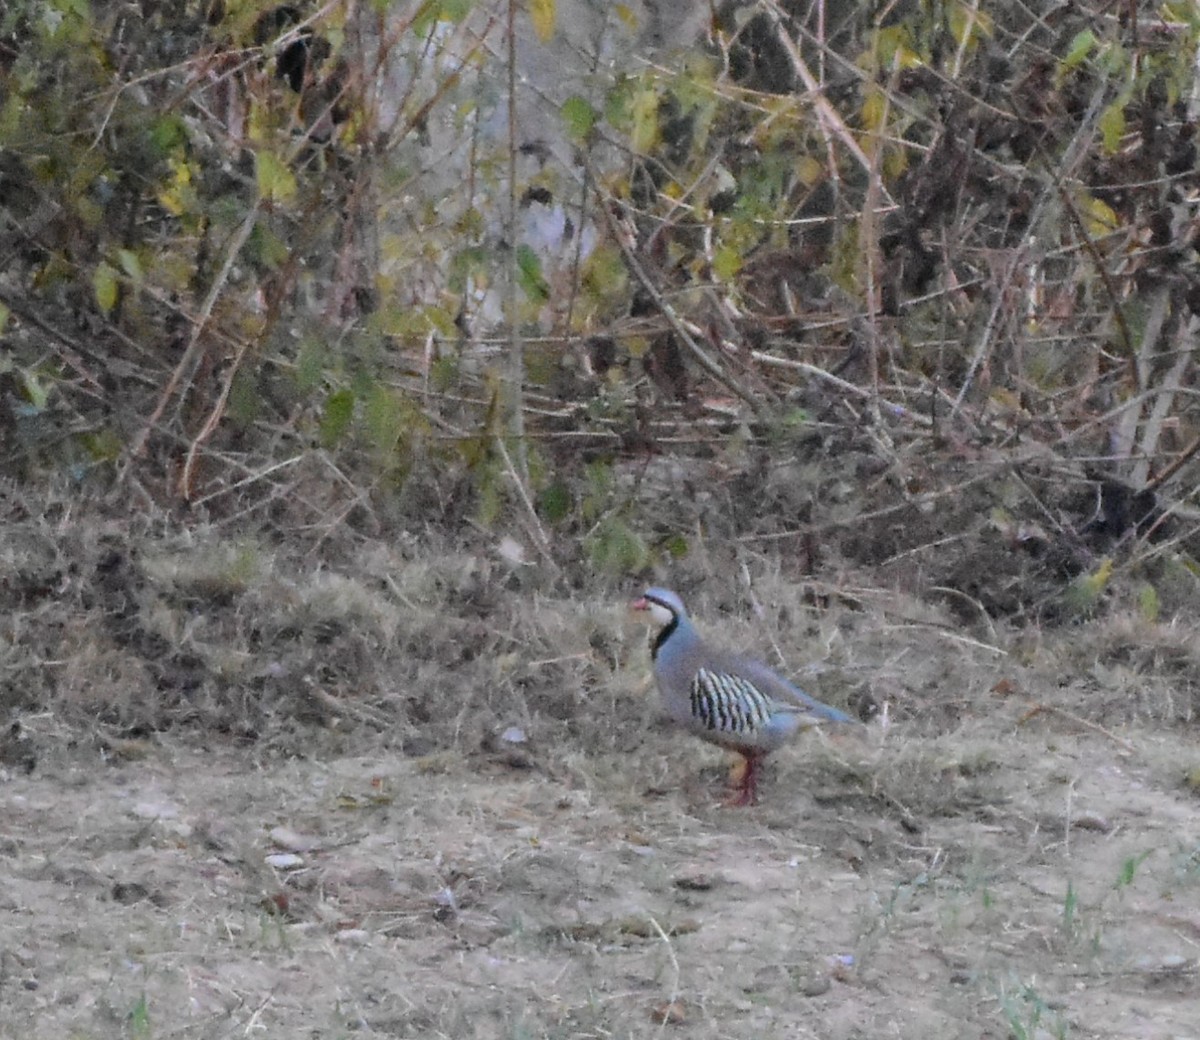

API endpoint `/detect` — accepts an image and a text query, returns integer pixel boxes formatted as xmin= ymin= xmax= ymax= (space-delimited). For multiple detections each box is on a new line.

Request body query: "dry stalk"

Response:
xmin=734 ymin=468 xmax=1002 ymax=542
xmin=762 ymin=0 xmax=896 ymax=207
xmin=648 ymin=915 xmax=682 ymax=1040
xmin=504 ymin=0 xmax=526 ymax=478
xmin=1055 ymin=182 xmax=1137 ymax=377
xmin=595 ymin=189 xmax=770 ymax=418
xmin=1145 ymin=429 xmax=1200 ymax=494
xmin=178 ymin=331 xmax=256 ymax=499
xmin=748 ymin=351 xmax=932 ymax=426
xmin=1017 ymin=702 xmax=1136 ymax=754
xmin=953 ymin=79 xmax=1112 ymax=417
xmin=0 ymin=290 xmax=108 ymax=391
xmin=188 ymin=454 xmax=307 ymax=511
xmin=126 ymin=199 xmax=260 ymax=468
xmin=1112 ymin=286 xmax=1168 ymax=467
xmin=493 ymin=433 xmax=556 ymax=568
xmin=1131 ymin=315 xmax=1198 ymax=488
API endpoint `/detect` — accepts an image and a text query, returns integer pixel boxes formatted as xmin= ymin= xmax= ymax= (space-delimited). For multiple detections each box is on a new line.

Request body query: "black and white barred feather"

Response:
xmin=689 ymin=667 xmax=773 ymax=736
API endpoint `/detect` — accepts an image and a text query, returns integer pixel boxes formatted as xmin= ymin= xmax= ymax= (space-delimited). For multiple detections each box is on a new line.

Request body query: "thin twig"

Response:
xmin=763 ymin=1 xmax=896 ymax=207
xmin=595 ymin=192 xmax=770 ymax=417
xmin=648 ymin=915 xmax=682 ymax=1039
xmin=1017 ymin=702 xmax=1136 ymax=753
xmin=952 ymin=80 xmax=1111 ymax=416
xmin=503 ymin=0 xmax=530 ymax=489
xmin=126 ymin=199 xmax=260 ymax=464
xmin=493 ymin=434 xmax=556 ymax=568
xmin=1131 ymin=314 xmax=1196 ymax=487
xmin=749 ymin=351 xmax=931 ymax=425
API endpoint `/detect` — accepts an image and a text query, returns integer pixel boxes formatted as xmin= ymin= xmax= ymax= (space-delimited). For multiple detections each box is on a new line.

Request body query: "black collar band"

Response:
xmin=650 ymin=614 xmax=678 ymax=660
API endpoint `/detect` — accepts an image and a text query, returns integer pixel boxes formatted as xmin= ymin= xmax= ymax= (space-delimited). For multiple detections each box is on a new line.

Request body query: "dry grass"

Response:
xmin=4 ymin=488 xmax=1200 ymax=1038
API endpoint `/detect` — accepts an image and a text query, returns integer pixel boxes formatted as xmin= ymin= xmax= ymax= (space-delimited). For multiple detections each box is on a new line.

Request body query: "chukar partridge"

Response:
xmin=631 ymin=587 xmax=854 ymax=805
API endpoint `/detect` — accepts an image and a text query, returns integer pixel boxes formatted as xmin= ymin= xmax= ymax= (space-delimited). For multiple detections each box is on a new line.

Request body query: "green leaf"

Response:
xmin=561 ymin=95 xmax=597 ymax=141
xmin=475 ymin=459 xmax=504 ymax=526
xmin=1114 ymin=850 xmax=1152 ymax=889
xmin=227 ymin=368 xmax=260 ymax=427
xmin=1138 ymin=583 xmax=1160 ymax=622
xmin=1061 ymin=879 xmax=1076 ymax=934
xmin=363 ymin=384 xmax=403 ymax=454
xmin=116 ymin=248 xmax=142 ymax=282
xmin=1062 ymin=30 xmax=1096 ymax=70
xmin=712 ymin=244 xmax=742 ymax=280
xmin=1099 ymin=100 xmax=1126 ymax=154
xmin=21 ymin=370 xmax=50 ymax=410
xmin=581 ymin=243 xmax=626 ymax=298
xmin=0 ymin=302 xmax=9 ymax=335
xmin=256 ymin=151 xmax=297 ymax=203
xmin=443 ymin=0 xmax=475 ymax=18
xmin=662 ymin=532 xmax=689 ymax=558
xmin=516 ymin=244 xmax=550 ymax=303
xmin=585 ymin=515 xmax=648 ymax=574
xmin=294 ymin=335 xmax=326 ymax=394
xmin=320 ymin=388 xmax=355 ymax=447
xmin=538 ymin=481 xmax=572 ymax=523
xmin=150 ymin=114 xmax=187 ymax=155
xmin=83 ymin=427 xmax=123 ymax=462
xmin=128 ymin=993 xmax=151 ymax=1040
xmin=250 ymin=223 xmax=290 ymax=269
xmin=449 ymin=246 xmax=488 ymax=294
xmin=431 ymin=355 xmax=459 ymax=392
xmin=93 ymin=261 xmax=118 ymax=314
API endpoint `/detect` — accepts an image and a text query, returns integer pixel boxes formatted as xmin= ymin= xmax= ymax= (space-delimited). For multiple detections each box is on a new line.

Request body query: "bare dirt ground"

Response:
xmin=4 ymin=568 xmax=1200 ymax=1039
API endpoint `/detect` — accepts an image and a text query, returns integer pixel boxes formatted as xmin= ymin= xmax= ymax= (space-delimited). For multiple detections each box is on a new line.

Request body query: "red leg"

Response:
xmin=724 ymin=752 xmax=762 ymax=806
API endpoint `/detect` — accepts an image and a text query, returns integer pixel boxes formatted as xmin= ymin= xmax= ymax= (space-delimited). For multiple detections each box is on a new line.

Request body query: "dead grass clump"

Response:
xmin=833 ymin=731 xmax=1012 ymax=829
xmin=0 ymin=484 xmax=660 ymax=767
xmin=1033 ymin=614 xmax=1200 ymax=726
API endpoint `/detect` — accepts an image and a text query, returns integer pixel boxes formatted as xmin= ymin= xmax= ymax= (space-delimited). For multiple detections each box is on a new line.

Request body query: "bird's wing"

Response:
xmin=728 ymin=654 xmax=855 ymax=724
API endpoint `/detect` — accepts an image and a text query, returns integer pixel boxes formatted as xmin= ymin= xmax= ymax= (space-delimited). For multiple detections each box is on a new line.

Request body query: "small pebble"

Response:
xmin=335 ymin=929 xmax=371 ymax=946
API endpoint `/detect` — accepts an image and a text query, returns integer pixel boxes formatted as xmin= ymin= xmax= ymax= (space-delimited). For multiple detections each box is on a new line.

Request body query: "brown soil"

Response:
xmin=4 ymin=553 xmax=1200 ymax=1038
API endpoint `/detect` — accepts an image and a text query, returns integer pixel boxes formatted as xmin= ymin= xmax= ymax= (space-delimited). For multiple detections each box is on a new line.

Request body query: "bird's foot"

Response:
xmin=722 ymin=754 xmax=760 ymax=807
xmin=722 ymin=785 xmax=758 ymax=807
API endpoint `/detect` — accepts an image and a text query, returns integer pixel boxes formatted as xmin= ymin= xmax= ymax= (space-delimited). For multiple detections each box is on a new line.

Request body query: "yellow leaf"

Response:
xmin=256 ymin=151 xmax=297 ymax=203
xmin=1063 ymin=557 xmax=1113 ymax=616
xmin=948 ymin=1 xmax=992 ymax=50
xmin=861 ymin=88 xmax=886 ymax=132
xmin=156 ymin=155 xmax=192 ymax=216
xmin=884 ymin=148 xmax=908 ymax=178
xmin=530 ymin=0 xmax=556 ymax=42
xmin=796 ymin=156 xmax=823 ymax=186
xmin=630 ymin=86 xmax=660 ymax=154
xmin=22 ymin=371 xmax=49 ymax=410
xmin=1099 ymin=100 xmax=1126 ymax=154
xmin=1081 ymin=193 xmax=1119 ymax=237
xmin=93 ymin=262 xmax=119 ymax=314
xmin=869 ymin=25 xmax=923 ymax=71
xmin=613 ymin=3 xmax=638 ymax=30
xmin=713 ymin=245 xmax=742 ymax=280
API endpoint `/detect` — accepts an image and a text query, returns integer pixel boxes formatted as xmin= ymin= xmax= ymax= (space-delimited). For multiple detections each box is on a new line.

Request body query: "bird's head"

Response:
xmin=630 ymin=587 xmax=686 ymax=630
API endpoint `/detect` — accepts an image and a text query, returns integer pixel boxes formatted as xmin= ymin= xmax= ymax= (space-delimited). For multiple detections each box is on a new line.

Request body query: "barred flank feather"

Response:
xmin=689 ymin=668 xmax=773 ymax=735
